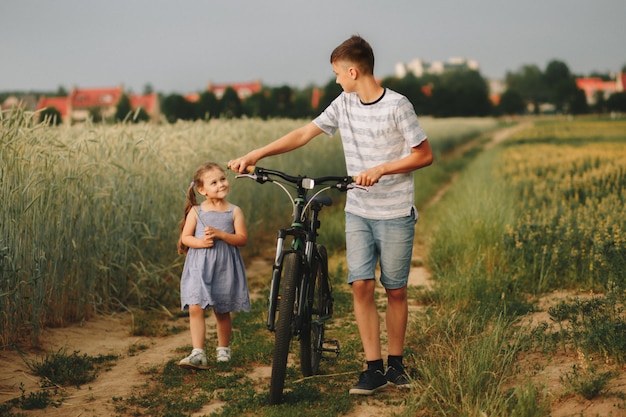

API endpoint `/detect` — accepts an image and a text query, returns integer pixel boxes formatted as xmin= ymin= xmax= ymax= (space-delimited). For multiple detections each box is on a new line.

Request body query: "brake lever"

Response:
xmin=235 ymin=173 xmax=257 ymax=180
xmin=348 ymin=184 xmax=369 ymax=192
xmin=235 ymin=172 xmax=270 ymax=184
xmin=336 ymin=181 xmax=368 ymax=192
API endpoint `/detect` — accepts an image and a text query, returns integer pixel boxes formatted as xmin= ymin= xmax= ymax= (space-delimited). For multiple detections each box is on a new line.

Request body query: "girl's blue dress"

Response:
xmin=180 ymin=205 xmax=250 ymax=314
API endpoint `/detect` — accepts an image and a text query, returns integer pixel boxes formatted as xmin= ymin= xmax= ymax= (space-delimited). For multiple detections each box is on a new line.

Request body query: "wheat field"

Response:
xmin=0 ymin=108 xmax=498 ymax=347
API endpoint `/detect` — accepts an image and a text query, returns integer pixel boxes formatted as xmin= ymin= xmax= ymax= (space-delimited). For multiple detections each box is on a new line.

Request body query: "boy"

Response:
xmin=228 ymin=35 xmax=433 ymax=395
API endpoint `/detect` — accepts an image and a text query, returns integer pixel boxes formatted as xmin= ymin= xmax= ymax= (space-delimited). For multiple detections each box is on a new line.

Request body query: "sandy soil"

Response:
xmin=0 ymin=252 xmax=433 ymax=417
xmin=3 ymin=253 xmax=624 ymax=417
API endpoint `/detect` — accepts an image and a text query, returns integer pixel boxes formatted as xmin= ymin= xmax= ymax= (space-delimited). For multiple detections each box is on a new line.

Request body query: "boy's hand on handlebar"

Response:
xmin=355 ymin=167 xmax=383 ymax=187
xmin=228 ymin=154 xmax=258 ymax=174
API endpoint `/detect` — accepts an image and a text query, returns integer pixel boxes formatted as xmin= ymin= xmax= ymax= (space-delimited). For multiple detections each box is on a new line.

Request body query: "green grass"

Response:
xmin=400 ymin=118 xmax=626 ymax=416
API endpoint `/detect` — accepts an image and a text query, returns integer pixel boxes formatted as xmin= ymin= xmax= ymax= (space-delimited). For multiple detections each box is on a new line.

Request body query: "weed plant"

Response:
xmin=24 ymin=347 xmax=119 ymax=387
xmin=560 ymin=364 xmax=617 ymax=400
xmin=0 ymin=348 xmax=119 ymax=415
xmin=539 ymin=281 xmax=626 ymax=365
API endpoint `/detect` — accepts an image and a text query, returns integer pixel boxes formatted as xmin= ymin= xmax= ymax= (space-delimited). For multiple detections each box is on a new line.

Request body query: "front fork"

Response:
xmin=266 ymin=230 xmax=286 ymax=331
xmin=266 ymin=228 xmax=315 ymax=332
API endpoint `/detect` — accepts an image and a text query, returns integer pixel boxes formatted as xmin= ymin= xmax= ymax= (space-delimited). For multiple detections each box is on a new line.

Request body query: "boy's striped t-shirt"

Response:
xmin=313 ymin=89 xmax=427 ymax=220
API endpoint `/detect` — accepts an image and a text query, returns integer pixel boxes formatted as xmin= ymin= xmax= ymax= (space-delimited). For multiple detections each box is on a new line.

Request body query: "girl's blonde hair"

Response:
xmin=177 ymin=162 xmax=225 ymax=255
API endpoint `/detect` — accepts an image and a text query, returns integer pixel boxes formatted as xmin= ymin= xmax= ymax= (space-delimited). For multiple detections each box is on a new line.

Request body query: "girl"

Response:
xmin=177 ymin=162 xmax=250 ymax=368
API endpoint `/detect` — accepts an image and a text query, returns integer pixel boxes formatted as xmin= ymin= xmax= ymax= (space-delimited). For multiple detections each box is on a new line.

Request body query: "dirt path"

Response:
xmin=0 ymin=249 xmax=432 ymax=417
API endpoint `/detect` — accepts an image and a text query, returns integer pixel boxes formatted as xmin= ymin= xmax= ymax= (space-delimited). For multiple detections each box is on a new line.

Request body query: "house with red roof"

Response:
xmin=575 ymin=76 xmax=621 ymax=105
xmin=35 ymin=85 xmax=160 ymax=124
xmin=207 ymin=80 xmax=262 ymax=99
xmin=129 ymin=93 xmax=160 ymax=120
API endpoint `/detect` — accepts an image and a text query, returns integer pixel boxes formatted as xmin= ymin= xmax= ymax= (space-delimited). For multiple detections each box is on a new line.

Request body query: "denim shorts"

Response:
xmin=345 ymin=209 xmax=417 ymax=289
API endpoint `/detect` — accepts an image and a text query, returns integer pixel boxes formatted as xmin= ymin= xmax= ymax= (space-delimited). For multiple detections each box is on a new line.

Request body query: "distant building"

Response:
xmin=1 ymin=94 xmax=38 ymax=111
xmin=35 ymin=85 xmax=160 ymax=124
xmin=395 ymin=57 xmax=480 ymax=78
xmin=488 ymin=79 xmax=506 ymax=106
xmin=207 ymin=80 xmax=262 ymax=100
xmin=575 ymin=73 xmax=626 ymax=105
xmin=394 ymin=57 xmax=509 ymax=104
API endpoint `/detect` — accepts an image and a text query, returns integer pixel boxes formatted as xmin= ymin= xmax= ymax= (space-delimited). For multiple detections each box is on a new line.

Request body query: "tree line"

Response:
xmin=4 ymin=59 xmax=626 ymax=125
xmin=159 ymin=59 xmax=626 ymax=122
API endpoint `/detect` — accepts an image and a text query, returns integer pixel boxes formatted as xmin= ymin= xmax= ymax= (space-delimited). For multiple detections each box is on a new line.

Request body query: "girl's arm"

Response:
xmin=206 ymin=205 xmax=248 ymax=247
xmin=180 ymin=209 xmax=214 ymax=249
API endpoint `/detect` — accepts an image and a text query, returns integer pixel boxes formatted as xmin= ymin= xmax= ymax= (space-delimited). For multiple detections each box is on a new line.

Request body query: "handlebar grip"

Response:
xmin=227 ymin=163 xmax=256 ymax=174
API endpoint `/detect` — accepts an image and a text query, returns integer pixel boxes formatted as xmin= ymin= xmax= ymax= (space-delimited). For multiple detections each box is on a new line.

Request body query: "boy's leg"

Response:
xmin=351 ymin=279 xmax=381 ymax=360
xmin=346 ymin=213 xmax=389 ymax=395
xmin=376 ymin=212 xmax=415 ymax=387
xmin=385 ymin=286 xmax=408 ymax=356
xmin=349 ymin=279 xmax=389 ymax=395
xmin=385 ymin=286 xmax=412 ymax=388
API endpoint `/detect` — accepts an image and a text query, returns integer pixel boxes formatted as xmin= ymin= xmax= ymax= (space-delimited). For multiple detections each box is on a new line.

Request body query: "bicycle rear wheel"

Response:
xmin=269 ymin=252 xmax=301 ymax=405
xmin=300 ymin=244 xmax=331 ymax=376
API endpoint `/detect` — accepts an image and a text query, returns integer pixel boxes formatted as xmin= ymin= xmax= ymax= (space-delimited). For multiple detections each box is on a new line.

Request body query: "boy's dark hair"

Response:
xmin=330 ymin=35 xmax=375 ymax=75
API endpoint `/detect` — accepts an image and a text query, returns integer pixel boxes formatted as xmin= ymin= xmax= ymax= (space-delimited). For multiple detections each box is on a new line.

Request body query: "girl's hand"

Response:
xmin=203 ymin=227 xmax=215 ymax=248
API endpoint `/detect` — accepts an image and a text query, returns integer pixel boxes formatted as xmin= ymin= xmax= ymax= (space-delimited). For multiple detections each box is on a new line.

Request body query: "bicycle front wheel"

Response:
xmin=269 ymin=252 xmax=301 ymax=405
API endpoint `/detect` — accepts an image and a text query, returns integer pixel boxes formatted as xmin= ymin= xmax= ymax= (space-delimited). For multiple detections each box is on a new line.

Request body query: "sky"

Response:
xmin=1 ymin=0 xmax=625 ymax=95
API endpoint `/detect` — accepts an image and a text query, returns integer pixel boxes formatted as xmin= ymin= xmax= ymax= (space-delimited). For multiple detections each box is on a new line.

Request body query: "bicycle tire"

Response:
xmin=269 ymin=252 xmax=301 ymax=405
xmin=300 ymin=244 xmax=330 ymax=376
xmin=311 ymin=321 xmax=325 ymax=374
xmin=299 ymin=259 xmax=316 ymax=378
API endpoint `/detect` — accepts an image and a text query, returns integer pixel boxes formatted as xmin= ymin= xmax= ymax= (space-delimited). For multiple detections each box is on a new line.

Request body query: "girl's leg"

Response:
xmin=214 ymin=311 xmax=232 ymax=347
xmin=215 ymin=312 xmax=232 ymax=362
xmin=188 ymin=304 xmax=206 ymax=349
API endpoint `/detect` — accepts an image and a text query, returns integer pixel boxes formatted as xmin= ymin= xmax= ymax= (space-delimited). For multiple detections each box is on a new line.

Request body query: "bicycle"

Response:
xmin=235 ymin=165 xmax=365 ymax=405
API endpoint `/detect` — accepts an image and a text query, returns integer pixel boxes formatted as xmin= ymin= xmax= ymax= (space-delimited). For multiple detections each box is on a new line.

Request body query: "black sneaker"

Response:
xmin=349 ymin=369 xmax=389 ymax=395
xmin=385 ymin=366 xmax=411 ymax=389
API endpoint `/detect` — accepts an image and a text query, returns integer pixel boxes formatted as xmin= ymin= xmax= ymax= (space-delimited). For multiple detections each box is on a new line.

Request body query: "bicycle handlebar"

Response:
xmin=235 ymin=165 xmax=366 ymax=192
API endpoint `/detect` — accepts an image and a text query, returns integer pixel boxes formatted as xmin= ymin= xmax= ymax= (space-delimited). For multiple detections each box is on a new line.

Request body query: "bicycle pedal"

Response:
xmin=321 ymin=339 xmax=340 ymax=360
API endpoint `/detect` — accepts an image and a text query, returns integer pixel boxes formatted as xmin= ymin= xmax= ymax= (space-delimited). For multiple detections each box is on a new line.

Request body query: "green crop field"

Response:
xmin=0 ymin=109 xmax=498 ymax=348
xmin=3 ymin=110 xmax=625 ymax=416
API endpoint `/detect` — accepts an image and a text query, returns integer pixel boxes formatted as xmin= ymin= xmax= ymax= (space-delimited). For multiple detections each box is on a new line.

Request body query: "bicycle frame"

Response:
xmin=267 ymin=194 xmax=325 ymax=333
xmin=236 ymin=166 xmax=354 ymax=333
xmin=236 ymin=166 xmax=364 ymax=405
